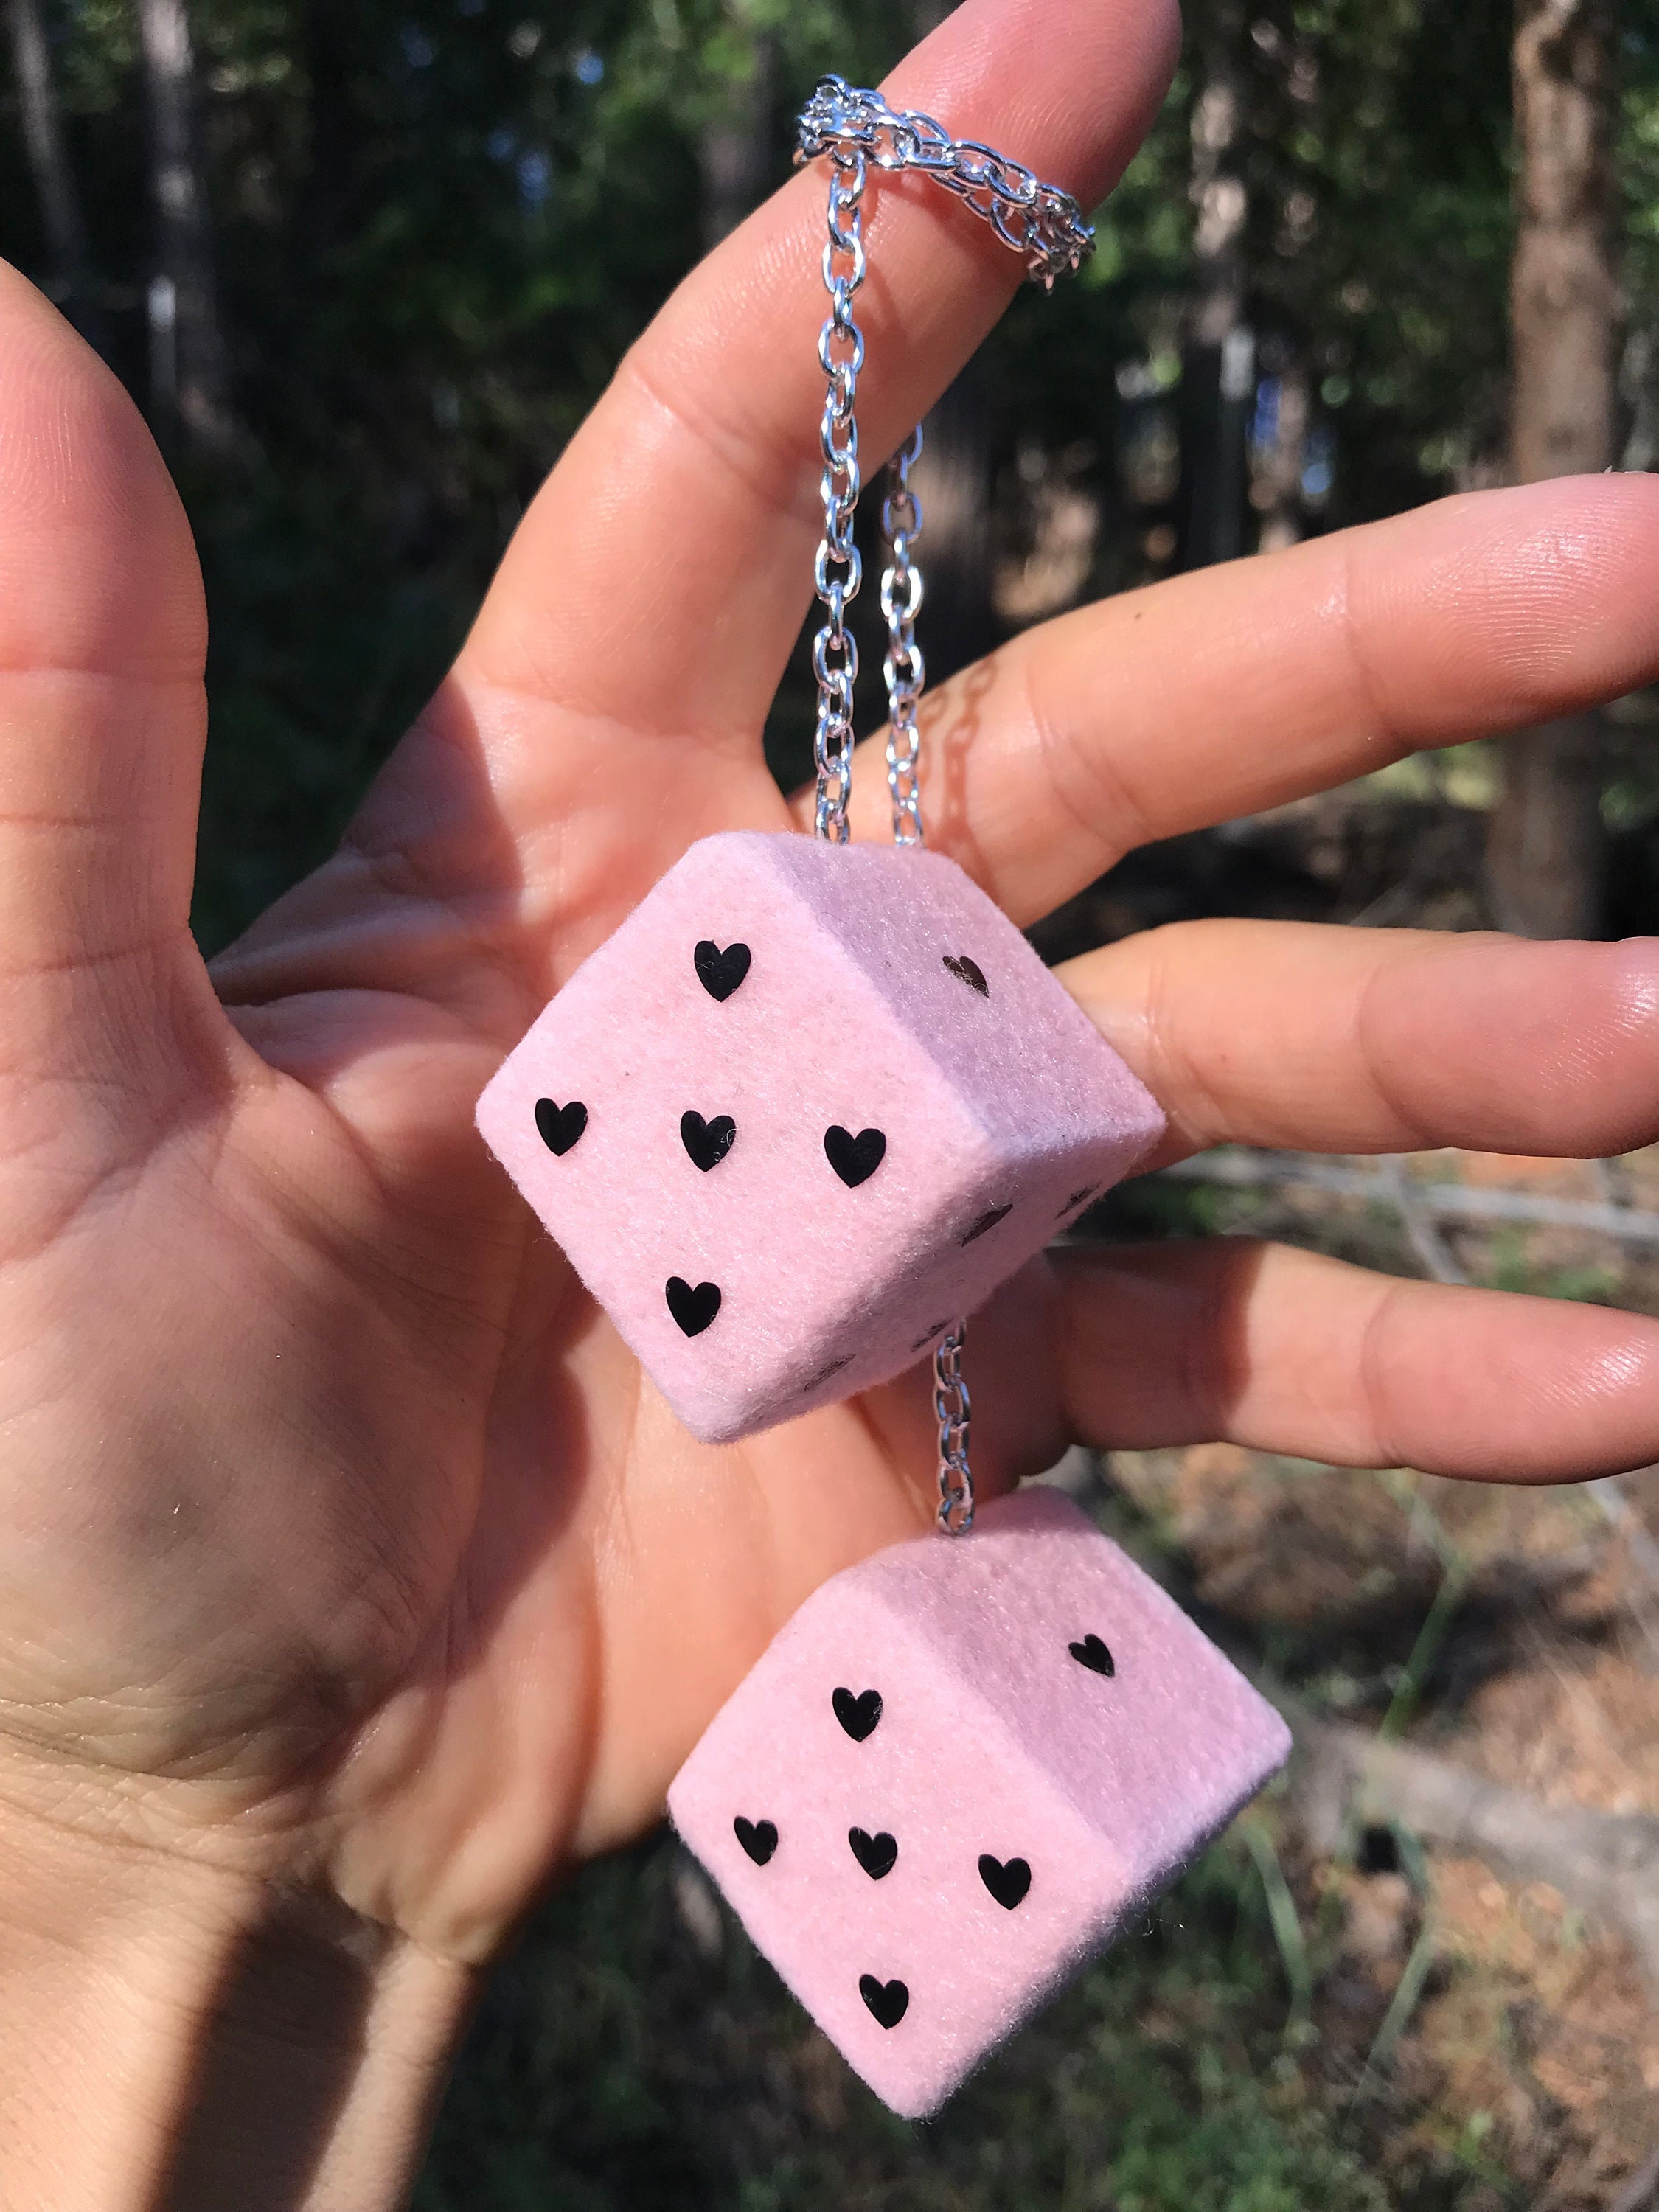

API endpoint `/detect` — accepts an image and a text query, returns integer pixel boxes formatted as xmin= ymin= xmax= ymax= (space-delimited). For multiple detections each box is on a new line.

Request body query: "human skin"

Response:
xmin=0 ymin=0 xmax=1656 ymax=2202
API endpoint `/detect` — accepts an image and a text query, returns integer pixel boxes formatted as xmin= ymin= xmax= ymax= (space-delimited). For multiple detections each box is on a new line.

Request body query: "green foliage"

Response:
xmin=1482 ymin=1226 xmax=1621 ymax=1304
xmin=6 ymin=0 xmax=1658 ymax=945
xmin=1060 ymin=0 xmax=1516 ymax=520
xmin=6 ymin=0 xmax=1646 ymax=942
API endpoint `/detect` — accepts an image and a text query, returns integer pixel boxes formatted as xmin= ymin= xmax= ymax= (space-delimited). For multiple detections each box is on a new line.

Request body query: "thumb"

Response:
xmin=0 ymin=260 xmax=227 ymax=1110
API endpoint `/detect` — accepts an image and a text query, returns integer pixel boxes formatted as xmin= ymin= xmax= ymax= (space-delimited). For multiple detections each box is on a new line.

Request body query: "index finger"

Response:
xmin=458 ymin=0 xmax=1179 ymax=745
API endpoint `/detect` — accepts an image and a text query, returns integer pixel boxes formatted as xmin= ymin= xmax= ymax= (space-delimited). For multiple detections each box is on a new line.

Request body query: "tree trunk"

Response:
xmin=910 ymin=364 xmax=997 ymax=683
xmin=903 ymin=0 xmax=995 ymax=682
xmin=1251 ymin=358 xmax=1310 ymax=553
xmin=697 ymin=12 xmax=773 ymax=251
xmin=1178 ymin=0 xmax=1253 ymax=571
xmin=1488 ymin=0 xmax=1619 ymax=938
xmin=1290 ymin=1705 xmax=1659 ymax=1999
xmin=6 ymin=0 xmax=98 ymax=335
xmin=137 ymin=0 xmax=238 ymax=456
xmin=301 ymin=0 xmax=354 ymax=275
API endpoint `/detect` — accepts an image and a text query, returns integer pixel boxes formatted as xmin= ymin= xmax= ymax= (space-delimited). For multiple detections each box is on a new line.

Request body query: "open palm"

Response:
xmin=0 ymin=0 xmax=1655 ymax=2011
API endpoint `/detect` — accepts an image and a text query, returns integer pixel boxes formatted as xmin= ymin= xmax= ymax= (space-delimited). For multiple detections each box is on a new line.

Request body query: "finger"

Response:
xmin=455 ymin=0 xmax=1178 ymax=759
xmin=1053 ymin=1239 xmax=1659 ymax=1484
xmin=0 ymin=264 xmax=223 ymax=1091
xmin=1056 ymin=920 xmax=1659 ymax=1166
xmin=801 ymin=472 xmax=1659 ymax=925
xmin=239 ymin=0 xmax=1180 ymax=1010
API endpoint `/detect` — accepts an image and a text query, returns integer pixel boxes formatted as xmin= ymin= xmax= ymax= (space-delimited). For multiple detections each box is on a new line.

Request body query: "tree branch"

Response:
xmin=1279 ymin=1696 xmax=1659 ymax=1997
xmin=1158 ymin=1148 xmax=1659 ymax=1245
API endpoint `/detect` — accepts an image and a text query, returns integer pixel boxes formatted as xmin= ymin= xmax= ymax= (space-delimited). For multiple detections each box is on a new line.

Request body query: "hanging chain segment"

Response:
xmin=933 ymin=1324 xmax=973 ymax=1534
xmin=881 ymin=428 xmax=925 ymax=846
xmin=810 ymin=148 xmax=866 ymax=845
xmin=799 ymin=80 xmax=1091 ymax=1526
xmin=802 ymin=80 xmax=1091 ymax=844
xmin=882 ymin=422 xmax=960 ymax=1510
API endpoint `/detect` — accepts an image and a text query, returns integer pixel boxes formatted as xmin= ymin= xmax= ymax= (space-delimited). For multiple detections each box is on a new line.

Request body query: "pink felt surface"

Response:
xmin=668 ymin=1488 xmax=1291 ymax=2118
xmin=476 ymin=833 xmax=1164 ymax=1442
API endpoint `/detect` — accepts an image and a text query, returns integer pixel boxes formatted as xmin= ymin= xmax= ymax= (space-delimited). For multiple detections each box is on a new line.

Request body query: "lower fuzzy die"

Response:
xmin=669 ymin=1487 xmax=1291 ymax=2118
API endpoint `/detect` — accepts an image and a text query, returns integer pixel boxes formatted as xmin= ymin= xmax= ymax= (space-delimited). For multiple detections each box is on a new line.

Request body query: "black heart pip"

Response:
xmin=666 ymin=1276 xmax=722 ymax=1336
xmin=695 ymin=939 xmax=751 ymax=1001
xmin=534 ymin=1098 xmax=588 ymax=1156
xmin=681 ymin=1110 xmax=736 ymax=1171
xmin=824 ymin=1125 xmax=886 ymax=1188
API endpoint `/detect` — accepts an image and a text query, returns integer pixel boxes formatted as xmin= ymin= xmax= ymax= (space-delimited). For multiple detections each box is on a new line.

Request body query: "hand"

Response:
xmin=0 ymin=0 xmax=1655 ymax=2199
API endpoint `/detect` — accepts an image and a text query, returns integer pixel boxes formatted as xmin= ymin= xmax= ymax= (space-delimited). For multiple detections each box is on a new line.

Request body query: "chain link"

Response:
xmin=802 ymin=78 xmax=1091 ymax=846
xmin=933 ymin=1324 xmax=973 ymax=1533
xmin=796 ymin=76 xmax=1095 ymax=290
xmin=799 ymin=80 xmax=1090 ymax=1528
xmin=810 ymin=149 xmax=866 ymax=845
xmin=881 ymin=428 xmax=925 ymax=846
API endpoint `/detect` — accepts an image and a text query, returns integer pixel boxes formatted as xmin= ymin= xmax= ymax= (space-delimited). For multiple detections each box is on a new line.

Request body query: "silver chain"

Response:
xmin=799 ymin=80 xmax=1092 ymax=1529
xmin=810 ymin=145 xmax=866 ymax=844
xmin=934 ymin=1324 xmax=973 ymax=1534
xmin=881 ymin=428 xmax=925 ymax=846
xmin=796 ymin=77 xmax=1096 ymax=290
xmin=801 ymin=79 xmax=1093 ymax=847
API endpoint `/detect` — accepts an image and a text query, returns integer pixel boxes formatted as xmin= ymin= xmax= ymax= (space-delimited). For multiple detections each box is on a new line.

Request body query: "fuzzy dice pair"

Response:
xmin=476 ymin=830 xmax=1164 ymax=1442
xmin=475 ymin=833 xmax=1286 ymax=2115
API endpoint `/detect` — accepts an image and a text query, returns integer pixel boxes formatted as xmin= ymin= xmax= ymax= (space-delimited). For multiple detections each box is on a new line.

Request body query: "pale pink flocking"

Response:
xmin=476 ymin=832 xmax=1164 ymax=1442
xmin=669 ymin=1487 xmax=1293 ymax=2118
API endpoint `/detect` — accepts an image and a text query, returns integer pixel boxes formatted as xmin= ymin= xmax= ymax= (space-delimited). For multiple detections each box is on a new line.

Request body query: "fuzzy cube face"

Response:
xmin=667 ymin=1489 xmax=1292 ymax=2118
xmin=475 ymin=832 xmax=1164 ymax=1444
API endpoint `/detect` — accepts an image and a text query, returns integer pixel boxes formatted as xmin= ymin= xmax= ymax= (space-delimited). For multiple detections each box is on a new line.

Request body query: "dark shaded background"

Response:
xmin=7 ymin=0 xmax=1657 ymax=956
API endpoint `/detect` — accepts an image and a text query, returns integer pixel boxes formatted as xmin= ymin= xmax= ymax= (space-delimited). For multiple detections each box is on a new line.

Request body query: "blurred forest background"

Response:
xmin=4 ymin=1 xmax=1659 ymax=2208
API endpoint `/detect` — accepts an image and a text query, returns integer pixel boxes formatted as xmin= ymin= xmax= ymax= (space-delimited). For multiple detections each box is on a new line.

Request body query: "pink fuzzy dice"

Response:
xmin=476 ymin=831 xmax=1163 ymax=1443
xmin=669 ymin=1488 xmax=1291 ymax=2118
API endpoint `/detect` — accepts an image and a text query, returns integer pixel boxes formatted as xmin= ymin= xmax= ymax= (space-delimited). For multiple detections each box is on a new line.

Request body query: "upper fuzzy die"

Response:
xmin=475 ymin=832 xmax=1164 ymax=1443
